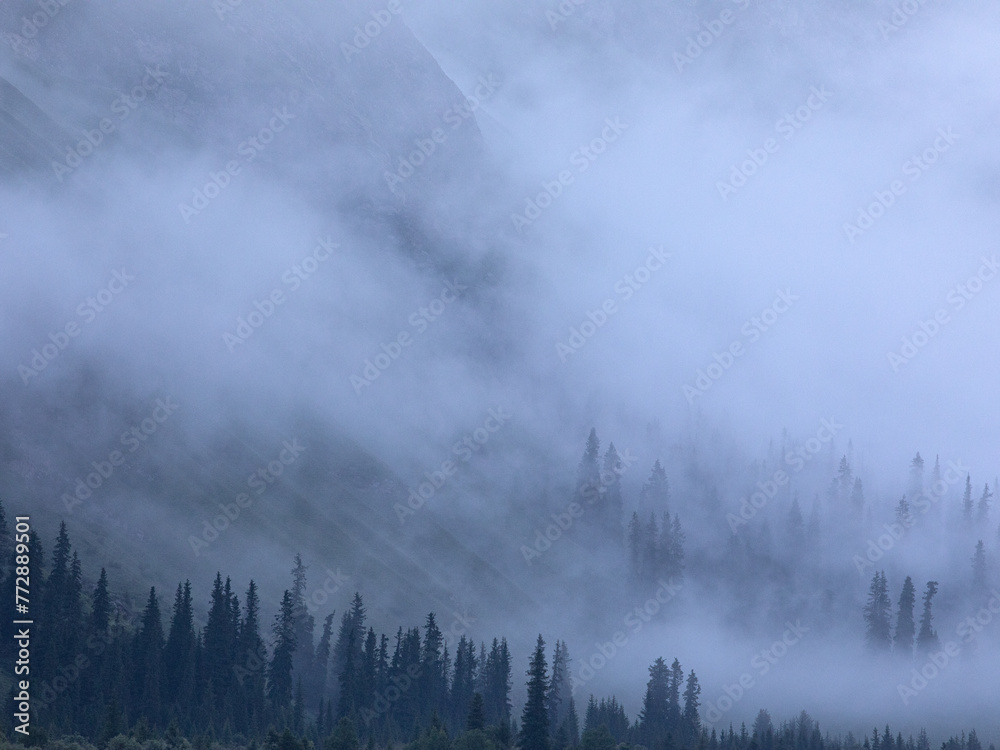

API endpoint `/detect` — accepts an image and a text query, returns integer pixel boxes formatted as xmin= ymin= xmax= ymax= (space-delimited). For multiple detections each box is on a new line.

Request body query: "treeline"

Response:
xmin=0 ymin=518 xmax=524 ymax=747
xmin=2 ymin=517 xmax=996 ymax=750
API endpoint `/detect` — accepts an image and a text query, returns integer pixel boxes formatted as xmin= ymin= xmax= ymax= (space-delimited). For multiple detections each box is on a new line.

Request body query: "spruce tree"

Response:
xmin=91 ymin=569 xmax=111 ymax=635
xmin=290 ymin=555 xmax=316 ymax=686
xmin=133 ymin=587 xmax=165 ymax=726
xmin=894 ymin=576 xmax=915 ymax=659
xmin=863 ymin=572 xmax=892 ymax=651
xmin=575 ymin=430 xmax=601 ymax=505
xmin=269 ymin=590 xmax=298 ymax=710
xmin=682 ymin=670 xmax=700 ymax=742
xmin=546 ymin=640 xmax=568 ymax=735
xmin=601 ymin=444 xmax=625 ymax=541
xmin=519 ymin=635 xmax=550 ymax=750
xmin=637 ymin=657 xmax=669 ymax=747
xmin=163 ymin=581 xmax=196 ymax=719
xmin=916 ymin=581 xmax=940 ymax=655
xmin=467 ymin=693 xmax=486 ymax=732
xmin=963 ymin=475 xmax=974 ymax=524
xmin=977 ymin=485 xmax=992 ymax=526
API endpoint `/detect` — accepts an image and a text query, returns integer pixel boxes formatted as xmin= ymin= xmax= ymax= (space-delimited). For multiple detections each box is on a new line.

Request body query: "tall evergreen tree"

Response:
xmin=894 ymin=576 xmax=915 ymax=660
xmin=290 ymin=554 xmax=316 ymax=686
xmin=519 ymin=635 xmax=550 ymax=750
xmin=863 ymin=572 xmax=892 ymax=652
xmin=546 ymin=640 xmax=568 ymax=735
xmin=163 ymin=581 xmax=196 ymax=720
xmin=851 ymin=478 xmax=865 ymax=513
xmin=466 ymin=692 xmax=486 ymax=732
xmin=312 ymin=612 xmax=336 ymax=712
xmin=916 ymin=581 xmax=940 ymax=656
xmin=91 ymin=568 xmax=111 ymax=635
xmin=483 ymin=638 xmax=512 ymax=728
xmin=331 ymin=594 xmax=366 ymax=711
xmin=452 ymin=636 xmax=478 ymax=733
xmin=269 ymin=590 xmax=298 ymax=711
xmin=575 ymin=430 xmax=601 ymax=506
xmin=682 ymin=671 xmax=701 ymax=744
xmin=640 ymin=461 xmax=670 ymax=516
xmin=962 ymin=476 xmax=974 ymax=524
xmin=238 ymin=579 xmax=268 ymax=731
xmin=637 ymin=657 xmax=669 ymax=747
xmin=133 ymin=587 xmax=165 ymax=726
xmin=601 ymin=444 xmax=625 ymax=542
xmin=977 ymin=485 xmax=992 ymax=526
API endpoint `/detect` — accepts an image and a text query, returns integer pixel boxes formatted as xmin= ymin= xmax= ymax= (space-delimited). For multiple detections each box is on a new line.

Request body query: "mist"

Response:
xmin=2 ymin=0 xmax=999 ymax=746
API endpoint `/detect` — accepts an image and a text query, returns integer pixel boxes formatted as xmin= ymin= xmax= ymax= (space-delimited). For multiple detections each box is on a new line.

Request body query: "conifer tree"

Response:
xmin=133 ymin=587 xmax=165 ymax=725
xmin=963 ymin=476 xmax=974 ymax=524
xmin=163 ymin=581 xmax=196 ymax=718
xmin=270 ymin=590 xmax=298 ymax=710
xmin=637 ymin=657 xmax=669 ymax=747
xmin=519 ymin=635 xmax=550 ymax=750
xmin=916 ymin=581 xmax=940 ymax=655
xmin=682 ymin=670 xmax=700 ymax=742
xmin=863 ymin=572 xmax=892 ymax=651
xmin=467 ymin=693 xmax=486 ymax=732
xmin=575 ymin=430 xmax=601 ymax=506
xmin=601 ymin=444 xmax=625 ymax=542
xmin=546 ymin=640 xmax=568 ymax=735
xmin=894 ymin=576 xmax=915 ymax=659
xmin=977 ymin=485 xmax=992 ymax=526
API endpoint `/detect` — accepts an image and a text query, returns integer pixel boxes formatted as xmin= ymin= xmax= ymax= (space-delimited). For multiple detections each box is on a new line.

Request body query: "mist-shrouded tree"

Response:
xmin=637 ymin=657 xmax=669 ymax=747
xmin=837 ymin=456 xmax=853 ymax=505
xmin=269 ymin=589 xmax=297 ymax=710
xmin=238 ymin=579 xmax=268 ymax=730
xmin=483 ymin=637 xmax=512 ymax=729
xmin=894 ymin=497 xmax=912 ymax=528
xmin=972 ymin=541 xmax=988 ymax=596
xmin=203 ymin=573 xmax=239 ymax=720
xmin=290 ymin=554 xmax=316 ymax=688
xmin=467 ymin=692 xmax=486 ymax=732
xmin=331 ymin=593 xmax=366 ymax=711
xmin=916 ymin=581 xmax=940 ymax=655
xmin=312 ymin=612 xmax=336 ymax=713
xmin=519 ymin=635 xmax=550 ymax=750
xmin=863 ymin=571 xmax=892 ymax=651
xmin=133 ymin=586 xmax=165 ymax=725
xmin=851 ymin=478 xmax=866 ymax=513
xmin=681 ymin=670 xmax=700 ymax=744
xmin=977 ymin=484 xmax=993 ymax=526
xmin=420 ymin=612 xmax=448 ymax=723
xmin=963 ymin=475 xmax=974 ymax=524
xmin=639 ymin=460 xmax=670 ymax=516
xmin=575 ymin=429 xmax=601 ymax=506
xmin=752 ymin=709 xmax=774 ymax=745
xmin=452 ymin=634 xmax=478 ymax=732
xmin=546 ymin=639 xmax=568 ymax=736
xmin=563 ymin=696 xmax=580 ymax=748
xmin=893 ymin=576 xmax=915 ymax=660
xmin=163 ymin=580 xmax=196 ymax=719
xmin=667 ymin=658 xmax=683 ymax=730
xmin=601 ymin=443 xmax=625 ymax=543
xmin=908 ymin=453 xmax=925 ymax=503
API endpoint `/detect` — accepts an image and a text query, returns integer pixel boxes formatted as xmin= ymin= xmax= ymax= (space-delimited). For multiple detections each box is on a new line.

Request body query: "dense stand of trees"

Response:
xmin=0 ymin=514 xmax=996 ymax=750
xmin=4 ymin=432 xmax=1000 ymax=750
